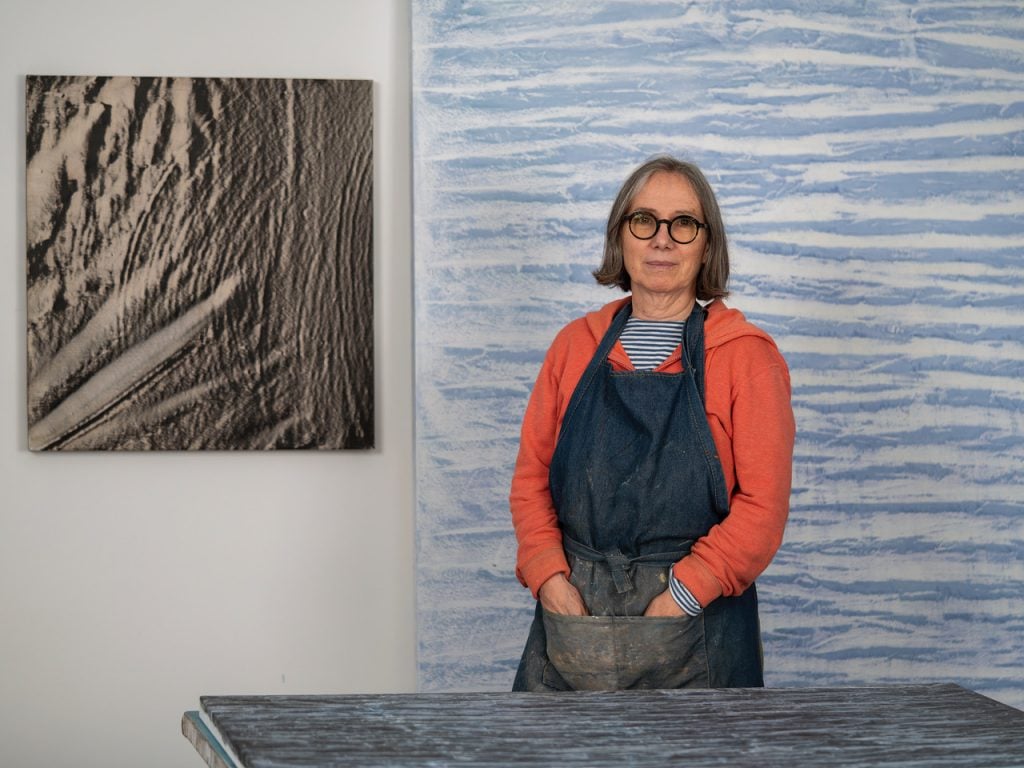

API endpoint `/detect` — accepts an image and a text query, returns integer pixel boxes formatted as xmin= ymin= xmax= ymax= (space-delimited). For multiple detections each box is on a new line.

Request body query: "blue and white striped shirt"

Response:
xmin=619 ymin=317 xmax=685 ymax=371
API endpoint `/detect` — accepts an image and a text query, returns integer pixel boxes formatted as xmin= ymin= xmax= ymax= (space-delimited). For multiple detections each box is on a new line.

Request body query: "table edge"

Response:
xmin=182 ymin=711 xmax=240 ymax=768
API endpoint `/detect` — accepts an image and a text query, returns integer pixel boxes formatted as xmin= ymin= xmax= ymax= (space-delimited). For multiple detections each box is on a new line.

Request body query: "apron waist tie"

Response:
xmin=562 ymin=535 xmax=693 ymax=594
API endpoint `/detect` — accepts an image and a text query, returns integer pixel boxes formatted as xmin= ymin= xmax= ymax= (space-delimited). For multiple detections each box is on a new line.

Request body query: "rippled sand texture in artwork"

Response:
xmin=26 ymin=76 xmax=373 ymax=450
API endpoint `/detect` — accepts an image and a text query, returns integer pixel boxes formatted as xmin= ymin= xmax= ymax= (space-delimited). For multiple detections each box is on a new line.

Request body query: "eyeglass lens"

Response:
xmin=628 ymin=212 xmax=700 ymax=244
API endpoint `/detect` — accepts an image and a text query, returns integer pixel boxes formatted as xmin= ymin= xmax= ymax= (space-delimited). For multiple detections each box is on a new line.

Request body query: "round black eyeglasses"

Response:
xmin=621 ymin=211 xmax=706 ymax=245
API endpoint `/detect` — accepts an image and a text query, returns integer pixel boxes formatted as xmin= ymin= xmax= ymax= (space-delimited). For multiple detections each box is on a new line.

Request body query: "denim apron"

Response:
xmin=513 ymin=301 xmax=763 ymax=691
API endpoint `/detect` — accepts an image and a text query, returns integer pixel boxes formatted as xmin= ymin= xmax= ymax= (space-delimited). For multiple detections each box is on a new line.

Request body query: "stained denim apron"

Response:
xmin=513 ymin=301 xmax=763 ymax=691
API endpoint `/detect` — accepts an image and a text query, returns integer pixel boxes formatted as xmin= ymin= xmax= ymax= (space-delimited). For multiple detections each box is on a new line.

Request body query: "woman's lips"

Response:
xmin=645 ymin=260 xmax=676 ymax=268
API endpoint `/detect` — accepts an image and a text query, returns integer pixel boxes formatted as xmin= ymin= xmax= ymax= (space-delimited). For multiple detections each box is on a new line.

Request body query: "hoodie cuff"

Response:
xmin=519 ymin=547 xmax=571 ymax=598
xmin=672 ymin=555 xmax=723 ymax=608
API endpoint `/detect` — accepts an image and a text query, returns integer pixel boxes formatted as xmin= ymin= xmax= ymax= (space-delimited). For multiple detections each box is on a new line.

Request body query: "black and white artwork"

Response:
xmin=26 ymin=76 xmax=374 ymax=450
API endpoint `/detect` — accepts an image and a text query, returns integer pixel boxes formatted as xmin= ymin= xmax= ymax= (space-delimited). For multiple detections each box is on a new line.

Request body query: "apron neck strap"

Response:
xmin=593 ymin=301 xmax=633 ymax=363
xmin=683 ymin=302 xmax=707 ymax=403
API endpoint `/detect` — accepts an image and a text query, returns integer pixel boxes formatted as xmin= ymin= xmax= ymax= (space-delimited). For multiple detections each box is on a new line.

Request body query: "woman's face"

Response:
xmin=621 ymin=171 xmax=706 ymax=303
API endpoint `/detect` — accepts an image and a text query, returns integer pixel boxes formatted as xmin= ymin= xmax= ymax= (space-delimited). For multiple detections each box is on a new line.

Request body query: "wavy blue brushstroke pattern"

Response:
xmin=412 ymin=1 xmax=1024 ymax=706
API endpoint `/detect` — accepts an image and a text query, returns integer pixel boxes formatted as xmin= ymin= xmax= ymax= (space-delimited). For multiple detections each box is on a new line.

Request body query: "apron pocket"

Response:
xmin=542 ymin=608 xmax=708 ymax=691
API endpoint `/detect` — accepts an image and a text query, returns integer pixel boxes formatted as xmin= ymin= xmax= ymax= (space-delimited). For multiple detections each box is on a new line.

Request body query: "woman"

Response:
xmin=510 ymin=156 xmax=795 ymax=691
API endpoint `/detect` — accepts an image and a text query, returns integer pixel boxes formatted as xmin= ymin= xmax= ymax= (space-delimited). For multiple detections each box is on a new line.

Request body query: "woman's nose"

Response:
xmin=652 ymin=223 xmax=674 ymax=247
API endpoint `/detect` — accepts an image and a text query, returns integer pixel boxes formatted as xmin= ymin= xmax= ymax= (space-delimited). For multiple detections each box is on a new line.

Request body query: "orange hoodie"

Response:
xmin=510 ymin=296 xmax=795 ymax=608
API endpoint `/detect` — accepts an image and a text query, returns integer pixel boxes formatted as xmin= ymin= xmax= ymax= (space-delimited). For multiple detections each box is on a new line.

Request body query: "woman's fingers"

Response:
xmin=539 ymin=573 xmax=589 ymax=616
xmin=643 ymin=589 xmax=685 ymax=617
xmin=563 ymin=582 xmax=589 ymax=616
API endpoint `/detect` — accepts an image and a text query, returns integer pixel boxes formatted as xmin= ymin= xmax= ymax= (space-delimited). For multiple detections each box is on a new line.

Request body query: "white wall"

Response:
xmin=0 ymin=2 xmax=415 ymax=767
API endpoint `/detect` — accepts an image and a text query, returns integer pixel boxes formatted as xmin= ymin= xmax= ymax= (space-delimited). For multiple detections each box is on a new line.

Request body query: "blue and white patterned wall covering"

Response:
xmin=412 ymin=1 xmax=1024 ymax=705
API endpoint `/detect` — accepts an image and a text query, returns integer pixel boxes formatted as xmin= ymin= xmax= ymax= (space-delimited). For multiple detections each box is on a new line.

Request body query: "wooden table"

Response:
xmin=183 ymin=684 xmax=1024 ymax=767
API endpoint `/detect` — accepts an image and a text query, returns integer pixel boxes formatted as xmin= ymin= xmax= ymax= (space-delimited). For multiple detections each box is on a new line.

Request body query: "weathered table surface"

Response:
xmin=183 ymin=683 xmax=1024 ymax=767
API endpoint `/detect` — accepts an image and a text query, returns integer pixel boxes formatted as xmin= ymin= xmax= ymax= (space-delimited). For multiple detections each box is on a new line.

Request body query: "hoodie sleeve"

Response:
xmin=672 ymin=335 xmax=796 ymax=606
xmin=509 ymin=330 xmax=573 ymax=596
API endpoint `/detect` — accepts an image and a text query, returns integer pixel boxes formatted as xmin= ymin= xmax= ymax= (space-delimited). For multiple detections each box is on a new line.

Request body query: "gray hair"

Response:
xmin=593 ymin=155 xmax=730 ymax=300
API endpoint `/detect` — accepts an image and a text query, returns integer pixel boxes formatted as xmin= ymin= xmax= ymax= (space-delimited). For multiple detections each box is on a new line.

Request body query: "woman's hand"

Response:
xmin=643 ymin=589 xmax=686 ymax=617
xmin=538 ymin=573 xmax=589 ymax=616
